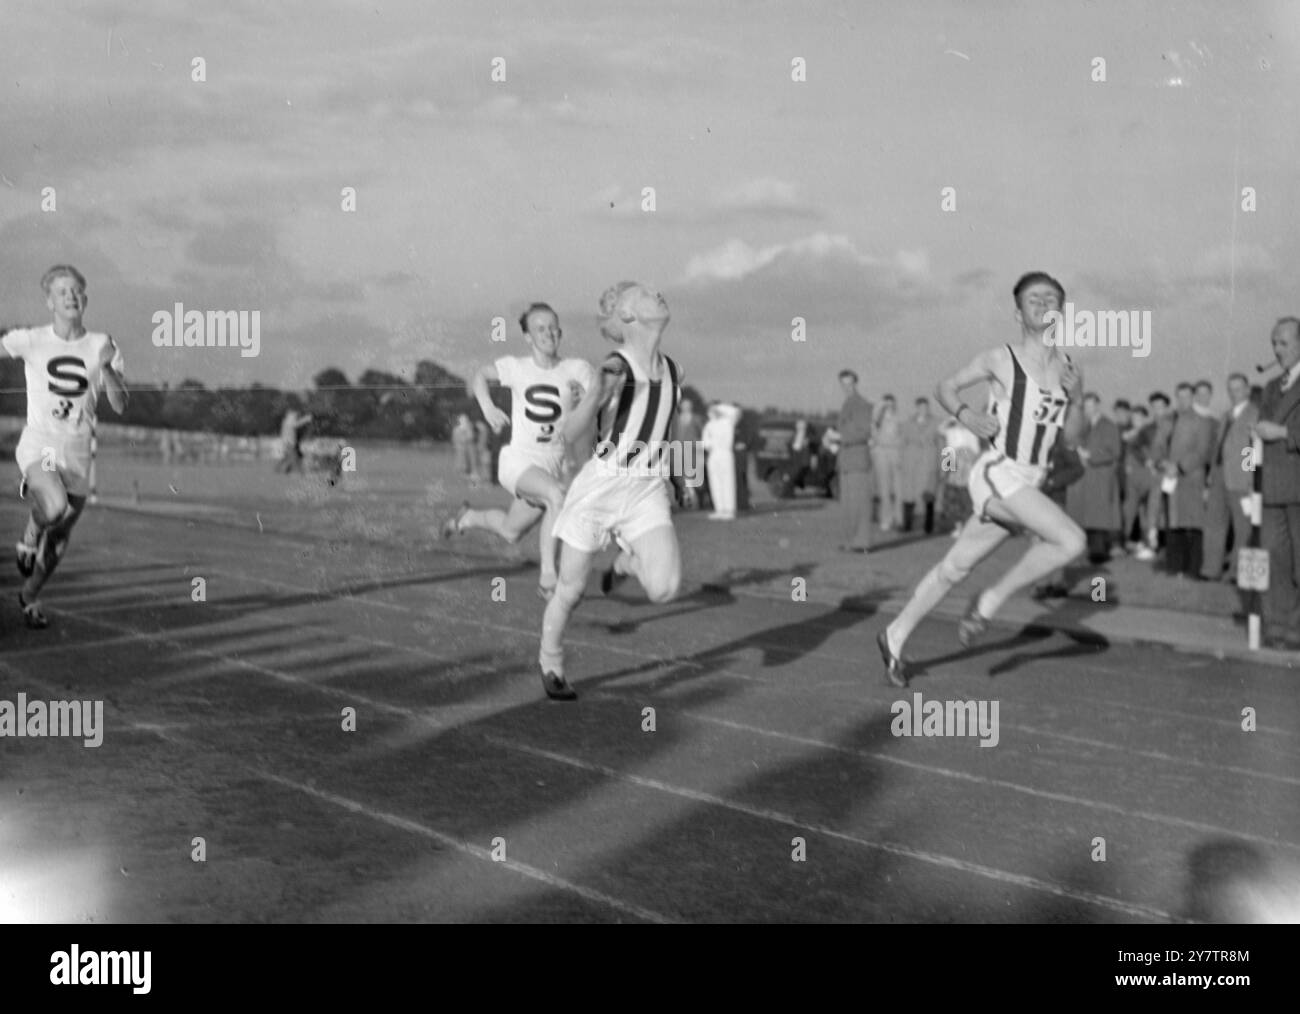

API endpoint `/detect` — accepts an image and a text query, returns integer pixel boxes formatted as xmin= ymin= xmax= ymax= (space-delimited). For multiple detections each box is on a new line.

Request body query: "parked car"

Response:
xmin=754 ymin=418 xmax=837 ymax=499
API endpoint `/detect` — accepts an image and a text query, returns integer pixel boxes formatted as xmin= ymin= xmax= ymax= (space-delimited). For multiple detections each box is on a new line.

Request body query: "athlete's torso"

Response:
xmin=593 ymin=350 xmax=681 ymax=477
xmin=494 ymin=355 xmax=594 ymax=455
xmin=1 ymin=325 xmax=122 ymax=439
xmin=987 ymin=344 xmax=1069 ymax=468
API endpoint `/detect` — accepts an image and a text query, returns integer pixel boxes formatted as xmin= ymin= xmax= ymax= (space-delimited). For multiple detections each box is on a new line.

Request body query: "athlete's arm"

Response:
xmin=562 ymin=356 xmax=621 ymax=444
xmin=471 ymin=364 xmax=509 ymax=432
xmin=1 ymin=327 xmax=29 ymax=360
xmin=937 ymin=350 xmax=1000 ymax=439
xmin=101 ymin=336 xmax=129 ymax=413
xmin=1058 ymin=357 xmax=1085 ymax=449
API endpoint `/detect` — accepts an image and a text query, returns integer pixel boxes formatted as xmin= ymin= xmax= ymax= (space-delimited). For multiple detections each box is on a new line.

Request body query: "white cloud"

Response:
xmin=681 ymin=233 xmax=929 ymax=286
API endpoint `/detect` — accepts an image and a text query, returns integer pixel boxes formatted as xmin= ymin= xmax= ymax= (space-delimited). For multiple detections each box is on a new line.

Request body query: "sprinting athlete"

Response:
xmin=878 ymin=271 xmax=1086 ymax=686
xmin=537 ymin=281 xmax=684 ymax=701
xmin=442 ymin=303 xmax=595 ymax=598
xmin=4 ymin=265 xmax=129 ymax=628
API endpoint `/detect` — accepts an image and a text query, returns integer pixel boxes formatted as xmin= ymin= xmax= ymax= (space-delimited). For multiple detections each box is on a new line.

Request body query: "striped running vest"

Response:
xmin=987 ymin=344 xmax=1069 ymax=468
xmin=593 ymin=351 xmax=681 ymax=477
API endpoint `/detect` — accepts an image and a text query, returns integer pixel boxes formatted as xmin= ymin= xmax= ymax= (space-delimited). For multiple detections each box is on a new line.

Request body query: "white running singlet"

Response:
xmin=495 ymin=355 xmax=595 ymax=458
xmin=2 ymin=325 xmax=124 ymax=438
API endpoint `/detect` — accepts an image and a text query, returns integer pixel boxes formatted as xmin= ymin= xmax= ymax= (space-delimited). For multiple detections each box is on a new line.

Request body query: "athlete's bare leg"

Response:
xmin=611 ymin=524 xmax=681 ymax=604
xmin=974 ymin=487 xmax=1085 ymax=618
xmin=20 ymin=466 xmax=85 ymax=601
xmin=886 ymin=485 xmax=1084 ymax=655
xmin=539 ymin=540 xmax=595 ymax=678
xmin=886 ymin=515 xmax=1010 ymax=656
xmin=455 ymin=465 xmax=566 ymax=586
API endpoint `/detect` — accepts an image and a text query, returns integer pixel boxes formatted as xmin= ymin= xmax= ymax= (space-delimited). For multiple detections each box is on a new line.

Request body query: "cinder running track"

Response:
xmin=2 ymin=487 xmax=1297 ymax=923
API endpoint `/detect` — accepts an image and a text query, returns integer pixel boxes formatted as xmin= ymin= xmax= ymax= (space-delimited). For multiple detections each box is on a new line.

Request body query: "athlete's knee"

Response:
xmin=34 ymin=487 xmax=68 ymax=524
xmin=643 ymin=570 xmax=681 ymax=604
xmin=936 ymin=552 xmax=972 ymax=586
xmin=553 ymin=574 xmax=585 ymax=609
xmin=1058 ymin=522 xmax=1086 ymax=560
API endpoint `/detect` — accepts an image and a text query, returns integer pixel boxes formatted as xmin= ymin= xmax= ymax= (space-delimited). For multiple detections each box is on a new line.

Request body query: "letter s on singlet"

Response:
xmin=523 ymin=385 xmax=562 ymax=424
xmin=47 ymin=356 xmax=89 ymax=396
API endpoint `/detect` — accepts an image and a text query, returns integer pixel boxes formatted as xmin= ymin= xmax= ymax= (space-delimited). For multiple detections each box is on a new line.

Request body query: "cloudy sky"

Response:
xmin=1 ymin=0 xmax=1297 ymax=413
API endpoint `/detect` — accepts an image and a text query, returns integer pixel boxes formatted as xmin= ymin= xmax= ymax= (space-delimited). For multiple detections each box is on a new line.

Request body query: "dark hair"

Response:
xmin=882 ymin=393 xmax=896 ymax=403
xmin=915 ymin=396 xmax=929 ymax=407
xmin=1082 ymin=391 xmax=1100 ymax=404
xmin=1227 ymin=372 xmax=1248 ymax=386
xmin=838 ymin=369 xmax=858 ymax=383
xmin=1194 ymin=379 xmax=1213 ymax=393
xmin=1149 ymin=391 xmax=1170 ymax=406
xmin=1113 ymin=398 xmax=1131 ymax=411
xmin=1132 ymin=405 xmax=1149 ymax=417
xmin=1275 ymin=316 xmax=1300 ymax=337
xmin=1176 ymin=382 xmax=1194 ymax=395
xmin=1012 ymin=271 xmax=1065 ymax=309
xmin=519 ymin=302 xmax=558 ymax=334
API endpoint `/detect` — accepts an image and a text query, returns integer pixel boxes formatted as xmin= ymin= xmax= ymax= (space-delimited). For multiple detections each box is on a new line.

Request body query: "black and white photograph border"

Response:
xmin=0 ymin=0 xmax=1297 ymax=955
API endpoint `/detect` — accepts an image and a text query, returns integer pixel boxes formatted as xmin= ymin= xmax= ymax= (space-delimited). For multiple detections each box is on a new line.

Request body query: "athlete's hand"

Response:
xmin=1254 ymin=420 xmax=1287 ymax=442
xmin=567 ymin=379 xmax=585 ymax=409
xmin=1060 ymin=357 xmax=1083 ymax=400
xmin=485 ymin=405 xmax=510 ymax=433
xmin=961 ymin=409 xmax=1000 ymax=440
xmin=100 ymin=336 xmax=120 ymax=369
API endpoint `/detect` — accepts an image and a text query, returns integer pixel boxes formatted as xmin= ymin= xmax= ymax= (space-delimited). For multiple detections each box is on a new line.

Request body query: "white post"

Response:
xmin=1247 ymin=435 xmax=1263 ymax=651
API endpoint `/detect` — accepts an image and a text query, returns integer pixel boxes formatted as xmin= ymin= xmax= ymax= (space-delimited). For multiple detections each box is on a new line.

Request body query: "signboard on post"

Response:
xmin=1237 ymin=547 xmax=1269 ymax=592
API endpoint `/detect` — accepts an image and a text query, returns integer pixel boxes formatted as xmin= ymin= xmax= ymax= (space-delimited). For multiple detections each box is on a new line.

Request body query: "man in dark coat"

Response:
xmin=1163 ymin=382 xmax=1215 ymax=577
xmin=836 ymin=369 xmax=874 ymax=551
xmin=1121 ymin=404 xmax=1154 ymax=549
xmin=1066 ymin=393 xmax=1122 ymax=563
xmin=900 ymin=396 xmax=943 ymax=533
xmin=1255 ymin=317 xmax=1300 ymax=649
xmin=1201 ymin=372 xmax=1259 ymax=581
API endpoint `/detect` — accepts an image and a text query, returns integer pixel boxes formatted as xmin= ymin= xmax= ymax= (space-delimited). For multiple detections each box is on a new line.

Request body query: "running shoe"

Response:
xmin=18 ymin=592 xmax=47 ymax=629
xmin=877 ymin=631 xmax=908 ymax=688
xmin=539 ymin=664 xmax=577 ymax=701
xmin=957 ymin=593 xmax=990 ymax=648
xmin=440 ymin=501 xmax=470 ymax=540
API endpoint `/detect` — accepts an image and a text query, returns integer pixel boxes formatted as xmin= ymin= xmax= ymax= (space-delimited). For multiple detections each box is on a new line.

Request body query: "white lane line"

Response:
xmin=256 ymin=772 xmax=673 ymax=924
xmin=475 ymin=733 xmax=1184 ymax=923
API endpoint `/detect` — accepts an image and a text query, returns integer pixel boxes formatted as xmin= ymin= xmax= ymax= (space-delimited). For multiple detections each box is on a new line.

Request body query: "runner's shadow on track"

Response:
xmin=599 ymin=563 xmax=819 ymax=635
xmin=905 ymin=623 xmax=1109 ymax=681
xmin=584 ymin=588 xmax=898 ymax=683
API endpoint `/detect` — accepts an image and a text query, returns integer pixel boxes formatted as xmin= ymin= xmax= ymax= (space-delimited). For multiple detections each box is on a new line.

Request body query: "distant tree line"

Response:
xmin=0 ymin=339 xmax=718 ymax=442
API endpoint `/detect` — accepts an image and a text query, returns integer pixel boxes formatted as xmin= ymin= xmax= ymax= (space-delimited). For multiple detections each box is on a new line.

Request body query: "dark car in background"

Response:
xmin=754 ymin=418 xmax=837 ymax=499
